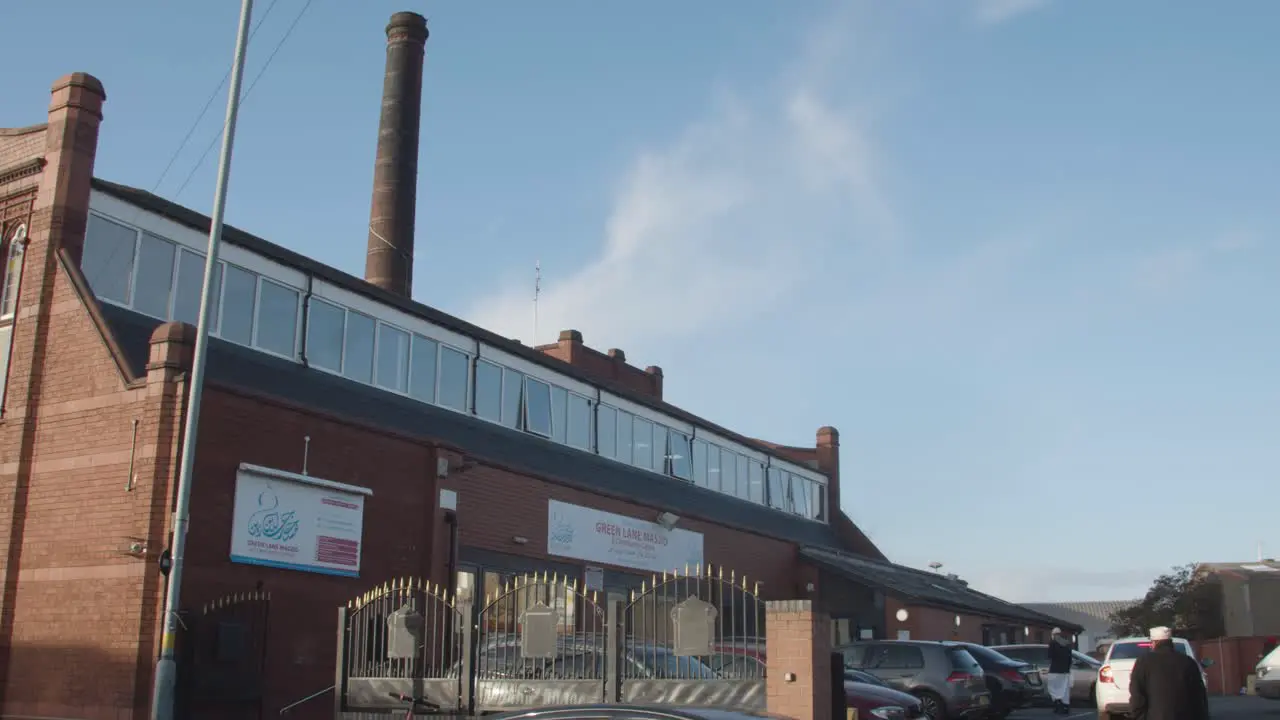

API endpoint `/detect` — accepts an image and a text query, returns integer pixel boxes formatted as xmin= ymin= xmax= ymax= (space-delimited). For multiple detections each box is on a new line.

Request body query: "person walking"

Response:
xmin=1128 ymin=626 xmax=1210 ymax=720
xmin=1045 ymin=627 xmax=1075 ymax=714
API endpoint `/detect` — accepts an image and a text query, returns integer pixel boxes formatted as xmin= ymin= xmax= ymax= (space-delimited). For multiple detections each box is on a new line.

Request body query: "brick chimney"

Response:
xmin=364 ymin=11 xmax=428 ymax=298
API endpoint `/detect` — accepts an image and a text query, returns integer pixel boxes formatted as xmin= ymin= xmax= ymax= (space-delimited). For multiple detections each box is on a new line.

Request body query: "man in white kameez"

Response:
xmin=1045 ymin=627 xmax=1074 ymax=714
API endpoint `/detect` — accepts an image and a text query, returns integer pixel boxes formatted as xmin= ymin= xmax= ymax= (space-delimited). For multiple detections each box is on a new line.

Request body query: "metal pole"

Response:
xmin=149 ymin=1 xmax=254 ymax=718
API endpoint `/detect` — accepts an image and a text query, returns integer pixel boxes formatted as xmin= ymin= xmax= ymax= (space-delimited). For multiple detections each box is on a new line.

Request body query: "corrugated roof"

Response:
xmin=1020 ymin=601 xmax=1137 ymax=635
xmin=801 ymin=547 xmax=1084 ymax=631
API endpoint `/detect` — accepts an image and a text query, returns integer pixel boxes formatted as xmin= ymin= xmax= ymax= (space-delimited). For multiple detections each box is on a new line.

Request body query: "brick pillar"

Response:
xmin=766 ymin=599 xmax=832 ymax=720
xmin=815 ymin=426 xmax=840 ymax=519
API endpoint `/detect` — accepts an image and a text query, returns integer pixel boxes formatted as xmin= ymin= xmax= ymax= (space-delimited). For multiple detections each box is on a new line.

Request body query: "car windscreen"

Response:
xmin=947 ymin=647 xmax=983 ymax=674
xmin=1108 ymin=641 xmax=1190 ymax=660
xmin=962 ymin=644 xmax=1020 ymax=667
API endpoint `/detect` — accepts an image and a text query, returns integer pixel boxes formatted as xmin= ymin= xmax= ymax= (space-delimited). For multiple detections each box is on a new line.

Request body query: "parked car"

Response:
xmin=946 ymin=643 xmax=1042 ymax=718
xmin=487 ymin=705 xmax=789 ymax=719
xmin=837 ymin=640 xmax=992 ymax=720
xmin=1095 ymin=635 xmax=1213 ymax=720
xmin=990 ymin=642 xmax=1101 ymax=706
xmin=1255 ymin=644 xmax=1280 ymax=700
xmin=845 ymin=669 xmax=925 ymax=719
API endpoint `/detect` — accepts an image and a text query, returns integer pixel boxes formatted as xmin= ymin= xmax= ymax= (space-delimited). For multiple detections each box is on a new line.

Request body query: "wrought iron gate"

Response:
xmin=335 ymin=578 xmax=467 ymax=713
xmin=335 ymin=565 xmax=766 ymax=715
xmin=178 ymin=590 xmax=271 ymax=720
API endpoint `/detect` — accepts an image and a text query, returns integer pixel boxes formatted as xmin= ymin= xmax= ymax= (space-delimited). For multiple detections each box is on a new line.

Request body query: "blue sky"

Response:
xmin=4 ymin=0 xmax=1277 ymax=603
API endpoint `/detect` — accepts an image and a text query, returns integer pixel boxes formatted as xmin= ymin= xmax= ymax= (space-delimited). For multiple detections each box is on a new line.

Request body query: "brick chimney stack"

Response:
xmin=364 ymin=11 xmax=428 ymax=298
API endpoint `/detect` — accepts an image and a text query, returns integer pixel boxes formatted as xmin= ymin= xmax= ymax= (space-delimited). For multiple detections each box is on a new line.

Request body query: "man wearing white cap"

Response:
xmin=1129 ymin=626 xmax=1209 ymax=720
xmin=1045 ymin=627 xmax=1074 ymax=714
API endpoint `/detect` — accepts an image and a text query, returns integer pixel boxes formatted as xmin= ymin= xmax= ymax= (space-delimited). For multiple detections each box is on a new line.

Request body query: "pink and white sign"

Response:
xmin=547 ymin=499 xmax=704 ymax=573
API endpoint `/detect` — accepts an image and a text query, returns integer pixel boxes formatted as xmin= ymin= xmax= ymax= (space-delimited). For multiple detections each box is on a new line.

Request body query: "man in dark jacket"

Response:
xmin=1046 ymin=627 xmax=1075 ymax=714
xmin=1129 ymin=626 xmax=1210 ymax=720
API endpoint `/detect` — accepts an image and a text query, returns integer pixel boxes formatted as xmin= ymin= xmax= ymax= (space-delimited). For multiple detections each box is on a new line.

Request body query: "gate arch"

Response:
xmin=620 ymin=564 xmax=767 ymax=709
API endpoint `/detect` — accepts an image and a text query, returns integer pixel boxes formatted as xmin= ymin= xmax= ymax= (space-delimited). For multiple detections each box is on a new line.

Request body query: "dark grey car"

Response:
xmin=837 ymin=640 xmax=991 ymax=720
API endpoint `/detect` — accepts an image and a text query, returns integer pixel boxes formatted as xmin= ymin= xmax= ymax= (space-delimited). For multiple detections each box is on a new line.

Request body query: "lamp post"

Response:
xmin=148 ymin=1 xmax=255 ymax=719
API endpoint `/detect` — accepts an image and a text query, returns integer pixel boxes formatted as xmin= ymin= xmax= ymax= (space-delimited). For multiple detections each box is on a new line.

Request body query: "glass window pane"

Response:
xmin=793 ymin=475 xmax=811 ymax=517
xmin=256 ymin=280 xmax=299 ymax=357
xmin=735 ymin=455 xmax=750 ymax=500
xmin=133 ymin=233 xmax=175 ymax=318
xmin=474 ymin=360 xmax=502 ymax=422
xmin=815 ymin=483 xmax=827 ymax=521
xmin=550 ymin=386 xmax=568 ymax=443
xmin=632 ymin=418 xmax=653 ymax=470
xmin=669 ymin=431 xmax=690 ymax=480
xmin=615 ymin=411 xmax=633 ymax=464
xmin=342 ymin=311 xmax=375 ymax=383
xmin=748 ymin=461 xmax=765 ymax=504
xmin=172 ymin=249 xmax=208 ymax=326
xmin=652 ymin=425 xmax=666 ymax=471
xmin=566 ymin=394 xmax=592 ymax=450
xmin=305 ymin=299 xmax=345 ymax=372
xmin=1 ymin=231 xmax=26 ymax=319
xmin=767 ymin=468 xmax=786 ymax=510
xmin=525 ymin=378 xmax=553 ymax=437
xmin=597 ymin=405 xmax=616 ymax=457
xmin=437 ymin=346 xmax=469 ymax=411
xmin=501 ymin=368 xmax=522 ymax=428
xmin=219 ymin=264 xmax=257 ymax=346
xmin=706 ymin=444 xmax=722 ymax=492
xmin=376 ymin=323 xmax=410 ymax=393
xmin=691 ymin=440 xmax=707 ymax=487
xmin=408 ymin=334 xmax=438 ymax=403
xmin=82 ymin=214 xmax=137 ymax=304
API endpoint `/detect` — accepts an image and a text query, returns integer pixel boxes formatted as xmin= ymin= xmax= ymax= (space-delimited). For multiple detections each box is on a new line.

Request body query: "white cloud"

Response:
xmin=1134 ymin=229 xmax=1259 ymax=292
xmin=463 ymin=5 xmax=894 ymax=353
xmin=973 ymin=0 xmax=1052 ymax=26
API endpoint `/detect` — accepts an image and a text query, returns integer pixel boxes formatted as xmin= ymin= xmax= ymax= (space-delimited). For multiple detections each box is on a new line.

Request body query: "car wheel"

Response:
xmin=915 ymin=690 xmax=945 ymax=720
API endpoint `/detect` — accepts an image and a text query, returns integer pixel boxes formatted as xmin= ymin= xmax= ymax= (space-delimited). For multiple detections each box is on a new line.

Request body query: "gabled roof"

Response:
xmin=801 ymin=546 xmax=1084 ymax=631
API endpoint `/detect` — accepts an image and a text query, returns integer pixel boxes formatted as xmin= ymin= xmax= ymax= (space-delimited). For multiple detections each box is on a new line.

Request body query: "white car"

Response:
xmin=1256 ymin=645 xmax=1280 ymax=700
xmin=1095 ymin=635 xmax=1211 ymax=719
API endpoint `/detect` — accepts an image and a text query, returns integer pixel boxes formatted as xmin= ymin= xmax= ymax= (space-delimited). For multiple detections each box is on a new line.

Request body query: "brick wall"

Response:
xmin=536 ymin=329 xmax=663 ymax=400
xmin=883 ymin=597 xmax=1059 ymax=644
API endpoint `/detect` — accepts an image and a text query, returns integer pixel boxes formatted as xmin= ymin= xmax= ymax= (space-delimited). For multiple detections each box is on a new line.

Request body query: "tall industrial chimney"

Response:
xmin=365 ymin=11 xmax=428 ymax=298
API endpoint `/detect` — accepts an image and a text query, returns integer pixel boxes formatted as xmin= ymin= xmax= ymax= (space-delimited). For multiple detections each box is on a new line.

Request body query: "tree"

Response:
xmin=1108 ymin=564 xmax=1225 ymax=641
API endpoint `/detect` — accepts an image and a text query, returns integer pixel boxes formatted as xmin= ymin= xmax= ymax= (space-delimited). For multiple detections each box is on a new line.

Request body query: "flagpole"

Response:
xmin=150 ymin=1 xmax=255 ymax=718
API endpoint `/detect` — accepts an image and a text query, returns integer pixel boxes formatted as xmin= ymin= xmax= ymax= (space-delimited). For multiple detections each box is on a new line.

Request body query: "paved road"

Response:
xmin=1011 ymin=695 xmax=1280 ymax=719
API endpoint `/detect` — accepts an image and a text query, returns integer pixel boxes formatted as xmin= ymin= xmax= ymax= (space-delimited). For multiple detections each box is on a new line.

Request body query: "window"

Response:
xmin=1107 ymin=641 xmax=1191 ymax=660
xmin=82 ymin=214 xmax=137 ymax=304
xmin=691 ymin=440 xmax=707 ymax=487
xmin=841 ymin=645 xmax=870 ymax=668
xmin=566 ymin=393 xmax=592 ymax=450
xmin=219 ymin=264 xmax=257 ymax=346
xmin=597 ymin=404 xmax=616 ymax=457
xmin=550 ymin=386 xmax=568 ymax=444
xmin=792 ymin=476 xmax=812 ymax=518
xmin=650 ymin=424 xmax=667 ymax=470
xmin=874 ymin=644 xmax=924 ymax=670
xmin=767 ymin=468 xmax=785 ymax=510
xmin=616 ymin=410 xmax=633 ymax=463
xmin=747 ymin=461 xmax=765 ymax=504
xmin=632 ymin=418 xmax=653 ymax=470
xmin=256 ymin=280 xmax=299 ymax=358
xmin=474 ymin=360 xmax=502 ymax=422
xmin=375 ymin=323 xmax=410 ymax=393
xmin=524 ymin=377 xmax=553 ymax=437
xmin=306 ymin=298 xmax=345 ymax=372
xmin=171 ymin=249 xmax=210 ymax=326
xmin=501 ymin=368 xmax=522 ymax=428
xmin=438 ymin=346 xmax=469 ymax=411
xmin=668 ymin=431 xmax=690 ymax=480
xmin=342 ymin=311 xmax=375 ymax=383
xmin=133 ymin=233 xmax=175 ymax=319
xmin=1 ymin=225 xmax=26 ymax=320
xmin=812 ymin=482 xmax=825 ymax=520
xmin=408 ymin=334 xmax=438 ymax=403
xmin=719 ymin=449 xmax=736 ymax=496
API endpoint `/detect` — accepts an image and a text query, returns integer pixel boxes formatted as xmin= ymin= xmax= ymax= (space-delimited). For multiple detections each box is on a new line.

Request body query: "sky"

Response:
xmin=3 ymin=0 xmax=1278 ymax=604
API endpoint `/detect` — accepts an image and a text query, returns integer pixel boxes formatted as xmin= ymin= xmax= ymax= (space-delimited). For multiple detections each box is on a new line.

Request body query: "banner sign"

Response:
xmin=547 ymin=499 xmax=704 ymax=573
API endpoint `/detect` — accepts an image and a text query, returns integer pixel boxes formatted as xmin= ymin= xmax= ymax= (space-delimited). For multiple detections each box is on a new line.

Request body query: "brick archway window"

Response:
xmin=0 ymin=224 xmax=26 ymax=321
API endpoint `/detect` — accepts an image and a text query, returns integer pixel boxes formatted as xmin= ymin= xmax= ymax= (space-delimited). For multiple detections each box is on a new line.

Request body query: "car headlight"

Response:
xmin=870 ymin=707 xmax=905 ymax=720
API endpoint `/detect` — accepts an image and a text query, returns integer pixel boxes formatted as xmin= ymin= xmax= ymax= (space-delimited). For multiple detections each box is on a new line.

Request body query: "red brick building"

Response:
xmin=0 ymin=24 xmax=1078 ymax=720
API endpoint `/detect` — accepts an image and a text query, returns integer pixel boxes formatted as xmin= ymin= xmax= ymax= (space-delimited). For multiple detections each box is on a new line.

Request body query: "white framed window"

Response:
xmin=407 ymin=333 xmax=438 ymax=403
xmin=255 ymin=278 xmax=300 ymax=359
xmin=524 ymin=377 xmax=553 ymax=438
xmin=437 ymin=344 xmax=470 ymax=412
xmin=306 ymin=297 xmax=346 ymax=373
xmin=474 ymin=359 xmax=502 ymax=422
xmin=500 ymin=367 xmax=523 ymax=429
xmin=1 ymin=225 xmax=27 ymax=320
xmin=375 ymin=322 xmax=410 ymax=393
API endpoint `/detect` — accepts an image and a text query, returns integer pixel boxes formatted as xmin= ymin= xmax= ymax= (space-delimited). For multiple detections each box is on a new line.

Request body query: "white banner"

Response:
xmin=229 ymin=464 xmax=370 ymax=578
xmin=547 ymin=499 xmax=704 ymax=573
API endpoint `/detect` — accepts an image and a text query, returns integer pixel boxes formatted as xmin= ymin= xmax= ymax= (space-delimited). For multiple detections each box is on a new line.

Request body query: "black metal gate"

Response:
xmin=334 ymin=565 xmax=766 ymax=715
xmin=335 ymin=578 xmax=468 ymax=714
xmin=178 ymin=590 xmax=271 ymax=720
